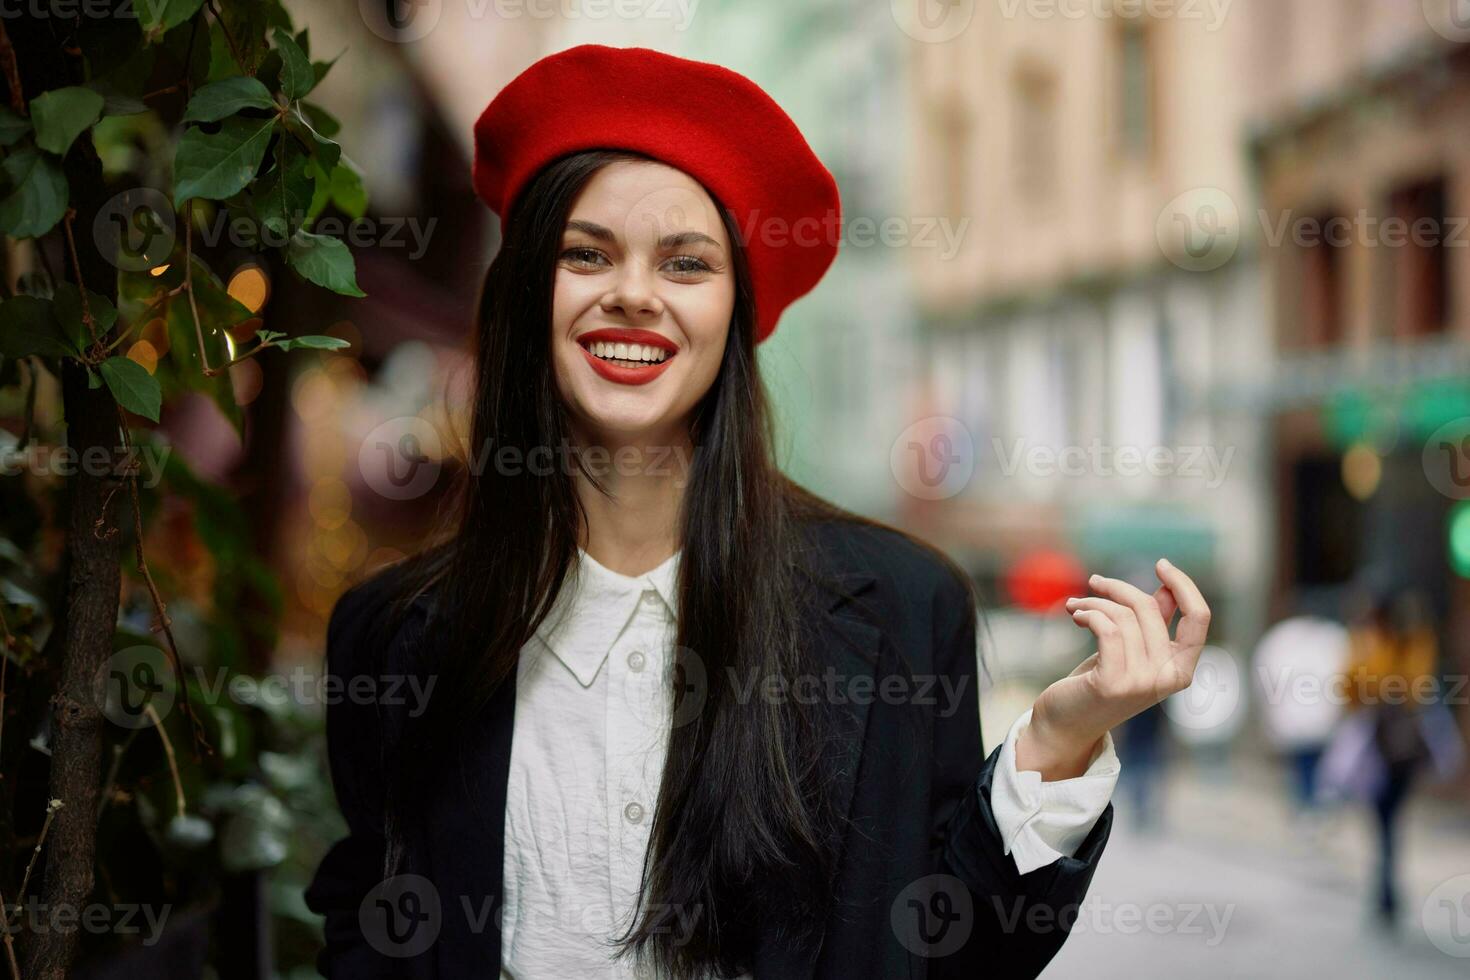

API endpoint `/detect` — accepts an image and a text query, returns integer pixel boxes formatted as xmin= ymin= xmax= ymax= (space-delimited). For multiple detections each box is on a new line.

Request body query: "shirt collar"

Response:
xmin=532 ymin=547 xmax=680 ymax=687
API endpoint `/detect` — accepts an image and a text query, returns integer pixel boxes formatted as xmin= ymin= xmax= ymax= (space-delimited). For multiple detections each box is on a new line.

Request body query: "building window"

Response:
xmin=1300 ymin=209 xmax=1346 ymax=348
xmin=930 ymin=96 xmax=971 ymax=221
xmin=1290 ymin=453 xmax=1362 ymax=586
xmin=1114 ymin=21 xmax=1154 ymax=162
xmin=1013 ymin=61 xmax=1057 ymax=198
xmin=1386 ymin=177 xmax=1450 ymax=339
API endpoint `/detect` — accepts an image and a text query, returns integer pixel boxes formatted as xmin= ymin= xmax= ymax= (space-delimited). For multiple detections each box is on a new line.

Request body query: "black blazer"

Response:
xmin=304 ymin=519 xmax=1113 ymax=978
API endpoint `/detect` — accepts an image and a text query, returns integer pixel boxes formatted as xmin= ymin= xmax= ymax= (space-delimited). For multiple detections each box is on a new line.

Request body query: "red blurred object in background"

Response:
xmin=1006 ymin=550 xmax=1089 ymax=614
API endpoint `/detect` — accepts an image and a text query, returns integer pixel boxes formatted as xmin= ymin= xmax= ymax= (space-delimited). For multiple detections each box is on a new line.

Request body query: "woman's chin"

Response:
xmin=570 ymin=398 xmax=680 ymax=445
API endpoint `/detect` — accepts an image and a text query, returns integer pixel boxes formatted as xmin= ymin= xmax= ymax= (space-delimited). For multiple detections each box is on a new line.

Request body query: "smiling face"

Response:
xmin=550 ymin=159 xmax=736 ymax=446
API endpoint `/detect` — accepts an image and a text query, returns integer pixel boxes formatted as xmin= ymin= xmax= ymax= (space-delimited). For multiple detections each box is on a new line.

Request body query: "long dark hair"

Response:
xmin=374 ymin=149 xmax=981 ymax=977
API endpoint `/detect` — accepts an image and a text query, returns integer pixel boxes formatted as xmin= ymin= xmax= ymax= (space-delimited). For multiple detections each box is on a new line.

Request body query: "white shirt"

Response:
xmin=499 ymin=547 xmax=1119 ymax=979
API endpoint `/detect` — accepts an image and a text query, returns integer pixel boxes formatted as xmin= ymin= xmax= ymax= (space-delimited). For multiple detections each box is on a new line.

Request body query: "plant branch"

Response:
xmin=0 ymin=884 xmax=17 ymax=980
xmin=60 ymin=210 xmax=100 ymax=350
xmin=7 ymin=799 xmax=61 ymax=931
xmin=0 ymin=20 xmax=25 ymax=116
xmin=143 ymin=703 xmax=185 ymax=818
xmin=119 ymin=423 xmax=210 ymax=756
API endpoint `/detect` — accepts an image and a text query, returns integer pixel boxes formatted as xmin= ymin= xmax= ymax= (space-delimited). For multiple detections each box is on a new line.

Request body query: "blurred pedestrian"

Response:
xmin=1117 ymin=701 xmax=1167 ymax=830
xmin=1341 ymin=588 xmax=1440 ymax=927
xmin=1251 ymin=611 xmax=1350 ymax=817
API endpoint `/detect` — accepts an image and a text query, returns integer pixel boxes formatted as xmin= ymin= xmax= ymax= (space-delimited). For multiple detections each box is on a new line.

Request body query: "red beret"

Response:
xmin=471 ymin=44 xmax=841 ymax=343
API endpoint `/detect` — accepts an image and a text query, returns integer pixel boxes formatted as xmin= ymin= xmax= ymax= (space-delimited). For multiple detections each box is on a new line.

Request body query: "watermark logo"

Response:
xmin=891 ymin=874 xmax=974 ymax=957
xmin=1162 ymin=645 xmax=1241 ymax=733
xmin=1423 ymin=417 xmax=1470 ymax=500
xmin=891 ymin=0 xmax=975 ymax=43
xmin=360 ymin=874 xmax=443 ymax=958
xmin=1422 ymin=873 xmax=1470 ymax=957
xmin=1157 ymin=188 xmax=1240 ymax=272
xmin=359 ymin=416 xmax=444 ymax=501
xmin=361 ymin=0 xmax=443 ymax=42
xmin=891 ymin=416 xmax=976 ymax=500
xmin=94 ymin=187 xmax=175 ymax=273
xmin=94 ymin=646 xmax=176 ymax=730
xmin=1424 ymin=0 xmax=1470 ymax=43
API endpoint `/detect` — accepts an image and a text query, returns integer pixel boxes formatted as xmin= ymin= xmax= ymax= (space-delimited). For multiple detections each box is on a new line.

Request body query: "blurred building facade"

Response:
xmin=903 ymin=0 xmax=1470 ymax=756
xmin=1240 ymin=0 xmax=1470 ymax=730
xmin=903 ymin=2 xmax=1270 ymax=650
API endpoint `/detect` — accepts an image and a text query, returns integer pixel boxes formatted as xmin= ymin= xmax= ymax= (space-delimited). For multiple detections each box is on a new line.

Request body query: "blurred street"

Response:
xmin=1045 ymin=753 xmax=1470 ymax=977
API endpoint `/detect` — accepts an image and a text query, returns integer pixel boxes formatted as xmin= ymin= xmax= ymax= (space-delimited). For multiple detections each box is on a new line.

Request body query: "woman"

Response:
xmin=304 ymin=45 xmax=1212 ymax=980
xmin=1342 ymin=589 xmax=1439 ymax=926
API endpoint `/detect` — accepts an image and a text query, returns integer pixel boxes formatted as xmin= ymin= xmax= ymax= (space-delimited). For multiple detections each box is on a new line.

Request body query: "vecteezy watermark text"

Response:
xmin=993 ymin=437 xmax=1235 ymax=489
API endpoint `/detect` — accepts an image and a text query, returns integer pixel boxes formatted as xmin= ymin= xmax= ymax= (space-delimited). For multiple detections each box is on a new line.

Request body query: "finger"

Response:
xmin=1066 ymin=596 xmax=1146 ymax=674
xmin=1155 ymin=558 xmax=1211 ymax=650
xmin=1070 ymin=608 xmax=1126 ymax=680
xmin=1153 ymin=582 xmax=1178 ymax=625
xmin=1086 ymin=573 xmax=1172 ymax=663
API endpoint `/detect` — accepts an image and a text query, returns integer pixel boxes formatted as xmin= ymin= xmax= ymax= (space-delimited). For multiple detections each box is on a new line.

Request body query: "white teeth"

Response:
xmin=586 ymin=339 xmax=671 ymax=364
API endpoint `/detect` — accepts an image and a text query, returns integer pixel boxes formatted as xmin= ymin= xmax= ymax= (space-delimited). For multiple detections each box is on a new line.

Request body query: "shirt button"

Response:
xmin=634 ymin=962 xmax=653 ymax=980
xmin=627 ymin=650 xmax=646 ymax=672
xmin=624 ymin=801 xmax=645 ymax=824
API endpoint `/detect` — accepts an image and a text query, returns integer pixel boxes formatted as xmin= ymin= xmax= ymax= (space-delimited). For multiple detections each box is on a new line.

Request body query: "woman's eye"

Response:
xmin=664 ymin=255 xmax=712 ymax=275
xmin=561 ymin=247 xmax=607 ymax=267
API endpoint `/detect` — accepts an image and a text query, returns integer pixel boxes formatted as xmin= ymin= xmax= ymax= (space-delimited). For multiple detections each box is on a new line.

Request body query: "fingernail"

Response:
xmin=1159 ymin=558 xmax=1173 ymax=569
xmin=1088 ymin=574 xmax=1100 ymax=585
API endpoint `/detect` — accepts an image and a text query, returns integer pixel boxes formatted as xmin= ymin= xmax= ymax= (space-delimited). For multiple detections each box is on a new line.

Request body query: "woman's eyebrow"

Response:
xmin=564 ymin=220 xmax=723 ymax=253
xmin=564 ymin=219 xmax=615 ymax=242
xmin=657 ymin=230 xmax=723 ymax=252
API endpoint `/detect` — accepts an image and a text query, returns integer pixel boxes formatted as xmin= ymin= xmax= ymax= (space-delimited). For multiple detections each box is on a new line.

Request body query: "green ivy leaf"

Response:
xmin=173 ymin=115 xmax=277 ymax=205
xmin=99 ymin=355 xmax=162 ymax=421
xmin=182 ymin=76 xmax=277 ymax=123
xmin=311 ymin=55 xmax=339 ymax=91
xmin=215 ymin=3 xmax=272 ymax=75
xmin=87 ymin=366 xmax=102 ymax=389
xmin=255 ymin=150 xmax=314 ymax=241
xmin=284 ymin=105 xmax=339 ymax=174
xmin=138 ymin=0 xmax=207 ymax=36
xmin=298 ymin=101 xmax=340 ymax=139
xmin=287 ymin=230 xmax=364 ymax=297
xmin=31 ymin=86 xmax=106 ymax=157
xmin=0 ymin=148 xmax=68 ymax=238
xmin=273 ymin=334 xmax=350 ymax=352
xmin=52 ymin=283 xmax=119 ymax=352
xmin=272 ymin=28 xmax=314 ymax=101
xmin=91 ymin=83 xmax=149 ymax=117
xmin=0 ymin=108 xmax=30 ymax=146
xmin=308 ymin=160 xmax=367 ymax=223
xmin=0 ymin=295 xmax=72 ymax=358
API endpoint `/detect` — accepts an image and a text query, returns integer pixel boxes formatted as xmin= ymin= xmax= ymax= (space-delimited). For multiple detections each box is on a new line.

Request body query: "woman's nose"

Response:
xmin=599 ymin=263 xmax=665 ymax=320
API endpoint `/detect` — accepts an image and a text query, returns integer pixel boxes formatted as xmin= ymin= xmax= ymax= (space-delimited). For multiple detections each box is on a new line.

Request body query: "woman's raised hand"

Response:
xmin=1015 ymin=558 xmax=1212 ymax=780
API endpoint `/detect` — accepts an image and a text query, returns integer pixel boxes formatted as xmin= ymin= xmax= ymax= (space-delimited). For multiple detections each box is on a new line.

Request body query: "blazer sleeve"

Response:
xmin=927 ymin=569 xmax=1113 ymax=979
xmin=303 ymin=582 xmax=411 ymax=979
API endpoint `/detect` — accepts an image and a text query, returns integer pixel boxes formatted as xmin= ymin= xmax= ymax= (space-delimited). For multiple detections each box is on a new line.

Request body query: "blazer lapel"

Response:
xmin=814 ymin=571 xmax=882 ymax=845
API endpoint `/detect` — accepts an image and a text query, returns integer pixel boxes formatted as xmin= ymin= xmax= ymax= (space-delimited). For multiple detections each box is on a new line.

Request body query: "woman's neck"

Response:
xmin=572 ymin=427 xmax=692 ymax=578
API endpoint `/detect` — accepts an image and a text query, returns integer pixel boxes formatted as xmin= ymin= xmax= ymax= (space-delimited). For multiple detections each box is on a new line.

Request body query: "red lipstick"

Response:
xmin=575 ymin=328 xmax=678 ymax=386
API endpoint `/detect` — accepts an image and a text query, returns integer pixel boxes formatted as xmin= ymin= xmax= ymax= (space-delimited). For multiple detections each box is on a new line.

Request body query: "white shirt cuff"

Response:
xmin=990 ymin=707 xmax=1121 ymax=875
